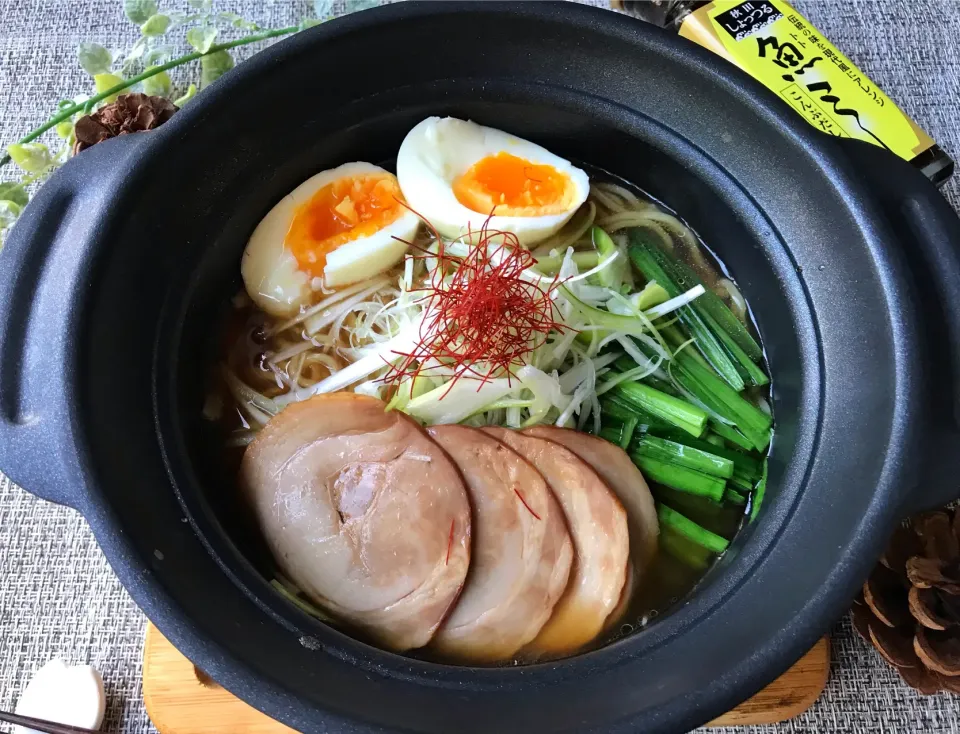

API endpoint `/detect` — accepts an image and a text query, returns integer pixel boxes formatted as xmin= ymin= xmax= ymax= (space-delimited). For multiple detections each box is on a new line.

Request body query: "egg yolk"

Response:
xmin=452 ymin=152 xmax=576 ymax=217
xmin=286 ymin=173 xmax=406 ymax=278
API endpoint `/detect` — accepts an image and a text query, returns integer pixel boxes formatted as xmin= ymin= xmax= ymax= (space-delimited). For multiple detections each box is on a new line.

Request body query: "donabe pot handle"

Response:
xmin=0 ymin=136 xmax=141 ymax=509
xmin=841 ymin=140 xmax=960 ymax=512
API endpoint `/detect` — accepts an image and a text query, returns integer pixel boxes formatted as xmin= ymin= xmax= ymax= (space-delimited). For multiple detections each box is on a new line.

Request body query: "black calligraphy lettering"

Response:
xmin=805 ymin=81 xmax=891 ymax=151
xmin=757 ymin=36 xmax=805 ymax=69
xmin=781 ymin=55 xmax=823 ymax=82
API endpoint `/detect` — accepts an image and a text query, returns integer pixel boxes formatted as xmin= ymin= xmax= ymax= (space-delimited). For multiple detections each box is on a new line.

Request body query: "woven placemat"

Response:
xmin=1 ymin=1 xmax=959 ymax=732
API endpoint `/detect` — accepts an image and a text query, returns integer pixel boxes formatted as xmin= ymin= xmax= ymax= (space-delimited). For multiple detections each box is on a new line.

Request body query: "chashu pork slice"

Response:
xmin=523 ymin=426 xmax=659 ymax=583
xmin=603 ymin=562 xmax=636 ymax=634
xmin=240 ymin=393 xmax=471 ymax=652
xmin=427 ymin=425 xmax=573 ymax=663
xmin=485 ymin=427 xmax=629 ymax=657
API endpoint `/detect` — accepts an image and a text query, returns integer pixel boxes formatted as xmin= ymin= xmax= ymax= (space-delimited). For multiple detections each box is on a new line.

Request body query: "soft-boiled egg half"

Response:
xmin=241 ymin=162 xmax=420 ymax=316
xmin=396 ymin=117 xmax=589 ymax=247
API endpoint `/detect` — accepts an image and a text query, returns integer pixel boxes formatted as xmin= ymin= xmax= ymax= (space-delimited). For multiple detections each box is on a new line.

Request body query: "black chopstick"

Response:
xmin=0 ymin=710 xmax=100 ymax=734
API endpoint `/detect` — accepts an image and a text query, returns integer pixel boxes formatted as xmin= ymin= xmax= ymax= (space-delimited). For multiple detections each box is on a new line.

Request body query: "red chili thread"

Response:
xmin=445 ymin=519 xmax=455 ymax=565
xmin=384 ymin=210 xmax=568 ymax=392
xmin=513 ymin=487 xmax=542 ymax=521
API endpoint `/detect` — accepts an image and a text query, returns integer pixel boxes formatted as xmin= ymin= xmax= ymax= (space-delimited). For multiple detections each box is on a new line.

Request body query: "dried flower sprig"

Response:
xmin=0 ymin=0 xmax=378 ymax=243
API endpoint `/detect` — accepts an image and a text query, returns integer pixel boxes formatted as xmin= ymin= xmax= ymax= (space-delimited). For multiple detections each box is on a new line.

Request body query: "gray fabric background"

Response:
xmin=1 ymin=1 xmax=959 ymax=732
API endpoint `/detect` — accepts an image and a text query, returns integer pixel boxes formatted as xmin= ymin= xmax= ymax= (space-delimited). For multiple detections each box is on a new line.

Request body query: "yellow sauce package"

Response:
xmin=616 ymin=0 xmax=953 ymax=185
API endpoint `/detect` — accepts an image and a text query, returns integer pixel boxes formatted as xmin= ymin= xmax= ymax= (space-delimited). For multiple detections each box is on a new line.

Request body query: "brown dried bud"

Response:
xmin=854 ymin=506 xmax=960 ymax=695
xmin=909 ymin=587 xmax=954 ymax=631
xmin=73 ymin=93 xmax=177 ymax=155
xmin=914 ymin=627 xmax=960 ymax=677
xmin=863 ymin=563 xmax=910 ymax=628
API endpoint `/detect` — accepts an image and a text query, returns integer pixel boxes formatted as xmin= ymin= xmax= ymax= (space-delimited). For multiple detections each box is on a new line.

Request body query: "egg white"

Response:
xmin=395 ymin=117 xmax=589 ymax=247
xmin=241 ymin=162 xmax=420 ymax=317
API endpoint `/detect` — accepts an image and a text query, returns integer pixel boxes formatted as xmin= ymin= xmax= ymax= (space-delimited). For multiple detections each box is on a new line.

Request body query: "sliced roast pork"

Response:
xmin=485 ymin=427 xmax=629 ymax=657
xmin=524 ymin=426 xmax=659 ymax=582
xmin=603 ymin=562 xmax=636 ymax=634
xmin=427 ymin=425 xmax=573 ymax=663
xmin=240 ymin=393 xmax=471 ymax=652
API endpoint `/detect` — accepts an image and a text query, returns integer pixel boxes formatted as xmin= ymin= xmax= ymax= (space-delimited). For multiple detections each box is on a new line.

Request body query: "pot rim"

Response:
xmin=148 ymin=0 xmax=919 ymax=725
xmin=11 ymin=3 xmax=927 ymax=732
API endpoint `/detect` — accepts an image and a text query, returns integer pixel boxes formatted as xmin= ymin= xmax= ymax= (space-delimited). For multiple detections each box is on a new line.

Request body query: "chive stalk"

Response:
xmin=660 ymin=526 xmax=713 ymax=569
xmin=626 ymin=227 xmax=763 ymax=362
xmin=661 ymin=249 xmax=763 ymax=362
xmin=670 ymin=348 xmax=772 ymax=450
xmin=601 ymin=395 xmax=642 ymax=423
xmin=704 ymin=311 xmax=770 ymax=387
xmin=628 ymin=232 xmax=745 ymax=391
xmin=634 ymin=434 xmax=734 ymax=478
xmin=661 ymin=331 xmax=770 ymax=447
xmin=724 ymin=488 xmax=748 ymax=506
xmin=657 ymin=504 xmax=730 ymax=553
xmin=601 ymin=405 xmax=670 ymax=442
xmin=599 ymin=424 xmax=624 ymax=444
xmin=704 ymin=432 xmax=725 ymax=447
xmin=652 ymin=430 xmax=762 ymax=479
xmin=708 ymin=420 xmax=756 ymax=451
xmin=728 ymin=473 xmax=756 ymax=491
xmin=632 ymin=455 xmax=726 ymax=501
xmin=750 ymin=459 xmax=769 ymax=521
xmin=620 ymin=416 xmax=639 ymax=450
xmin=612 ymin=381 xmax=708 ymax=437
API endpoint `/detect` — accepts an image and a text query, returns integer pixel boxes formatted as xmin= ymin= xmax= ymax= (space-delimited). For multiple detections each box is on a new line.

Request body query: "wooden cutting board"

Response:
xmin=142 ymin=624 xmax=829 ymax=732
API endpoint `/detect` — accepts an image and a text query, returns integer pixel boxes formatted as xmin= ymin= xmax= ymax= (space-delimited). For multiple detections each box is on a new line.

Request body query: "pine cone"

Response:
xmin=853 ymin=508 xmax=960 ymax=694
xmin=73 ymin=93 xmax=177 ymax=155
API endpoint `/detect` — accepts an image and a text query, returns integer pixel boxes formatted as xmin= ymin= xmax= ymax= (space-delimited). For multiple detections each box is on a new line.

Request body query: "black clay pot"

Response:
xmin=2 ymin=3 xmax=960 ymax=732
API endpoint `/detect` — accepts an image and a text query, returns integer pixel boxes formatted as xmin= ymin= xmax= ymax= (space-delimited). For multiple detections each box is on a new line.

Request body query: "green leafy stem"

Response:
xmin=0 ymin=24 xmax=300 ymax=169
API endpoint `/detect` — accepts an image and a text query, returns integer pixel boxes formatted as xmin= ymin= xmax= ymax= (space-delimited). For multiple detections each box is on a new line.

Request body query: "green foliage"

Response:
xmin=141 ymin=13 xmax=171 ymax=36
xmin=121 ymin=36 xmax=147 ymax=75
xmin=94 ymin=73 xmax=125 ymax=102
xmin=144 ymin=44 xmax=175 ymax=66
xmin=77 ymin=42 xmax=112 ymax=75
xmin=186 ymin=25 xmax=218 ymax=53
xmin=218 ymin=12 xmax=259 ymax=31
xmin=314 ymin=0 xmax=378 ymax=17
xmin=124 ymin=0 xmax=158 ymax=25
xmin=0 ymin=200 xmax=22 ymax=231
xmin=316 ymin=0 xmax=378 ymax=15
xmin=8 ymin=143 xmax=53 ymax=173
xmin=142 ymin=67 xmax=172 ymax=96
xmin=201 ymin=49 xmax=233 ymax=87
xmin=174 ymin=83 xmax=198 ymax=106
xmin=0 ymin=183 xmax=29 ymax=207
xmin=0 ymin=0 xmax=348 ymax=245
